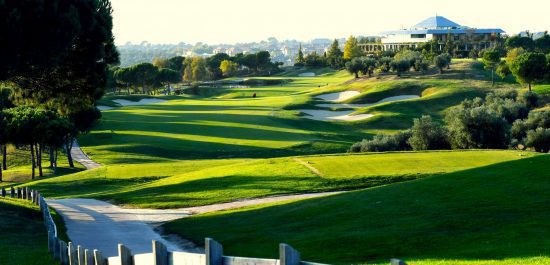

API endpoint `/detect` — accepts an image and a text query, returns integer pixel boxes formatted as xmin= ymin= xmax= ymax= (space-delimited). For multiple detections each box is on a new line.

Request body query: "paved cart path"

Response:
xmin=47 ymin=192 xmax=341 ymax=256
xmin=70 ymin=140 xmax=101 ymax=169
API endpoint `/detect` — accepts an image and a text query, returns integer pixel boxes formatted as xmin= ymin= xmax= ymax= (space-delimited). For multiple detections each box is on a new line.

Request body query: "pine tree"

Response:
xmin=295 ymin=44 xmax=305 ymax=66
xmin=344 ymin=35 xmax=362 ymax=60
xmin=327 ymin=39 xmax=344 ymax=68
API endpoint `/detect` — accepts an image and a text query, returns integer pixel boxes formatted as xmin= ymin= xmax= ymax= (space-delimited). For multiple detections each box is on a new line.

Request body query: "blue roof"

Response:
xmin=414 ymin=16 xmax=462 ymax=29
xmin=382 ymin=28 xmax=505 ymax=35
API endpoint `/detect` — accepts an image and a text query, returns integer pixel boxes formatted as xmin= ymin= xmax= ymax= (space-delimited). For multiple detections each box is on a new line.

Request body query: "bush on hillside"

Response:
xmin=350 ymin=131 xmax=412 ymax=152
xmin=519 ymin=91 xmax=540 ymax=109
xmin=408 ymin=116 xmax=450 ymax=151
xmin=511 ymin=110 xmax=550 ymax=142
xmin=445 ymin=104 xmax=511 ymax=149
xmin=525 ymin=127 xmax=550 ymax=152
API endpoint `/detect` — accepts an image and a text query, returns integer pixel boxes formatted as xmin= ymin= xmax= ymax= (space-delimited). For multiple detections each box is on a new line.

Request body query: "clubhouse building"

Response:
xmin=360 ymin=16 xmax=504 ymax=54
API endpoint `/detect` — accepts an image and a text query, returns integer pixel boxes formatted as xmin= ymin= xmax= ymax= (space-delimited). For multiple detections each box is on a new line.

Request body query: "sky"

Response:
xmin=111 ymin=0 xmax=550 ymax=45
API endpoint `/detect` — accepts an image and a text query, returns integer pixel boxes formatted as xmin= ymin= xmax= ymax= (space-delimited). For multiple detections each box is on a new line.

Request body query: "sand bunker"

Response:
xmin=301 ymin=93 xmax=420 ymax=121
xmin=299 ymin=109 xmax=374 ymax=121
xmin=315 ymin=91 xmax=360 ymax=102
xmin=316 ymin=95 xmax=420 ymax=109
xmin=298 ymin=72 xmax=316 ymax=77
xmin=96 ymin=106 xmax=114 ymax=111
xmin=113 ymin=98 xmax=167 ymax=106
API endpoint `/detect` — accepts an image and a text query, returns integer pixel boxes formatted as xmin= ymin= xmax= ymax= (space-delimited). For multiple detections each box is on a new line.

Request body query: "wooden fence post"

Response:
xmin=206 ymin=238 xmax=223 ymax=265
xmin=84 ymin=249 xmax=93 ymax=265
xmin=118 ymin=244 xmax=133 ymax=265
xmin=17 ymin=187 xmax=21 ymax=198
xmin=279 ymin=244 xmax=300 ymax=265
xmin=10 ymin=187 xmax=14 ymax=198
xmin=68 ymin=242 xmax=78 ymax=265
xmin=1 ymin=187 xmax=5 ymax=197
xmin=152 ymin=240 xmax=168 ymax=265
xmin=77 ymin=245 xmax=85 ymax=265
xmin=60 ymin=240 xmax=69 ymax=265
xmin=93 ymin=249 xmax=106 ymax=265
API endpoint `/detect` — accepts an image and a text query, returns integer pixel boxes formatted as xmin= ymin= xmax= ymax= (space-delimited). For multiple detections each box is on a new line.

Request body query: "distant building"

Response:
xmin=360 ymin=16 xmax=504 ymax=53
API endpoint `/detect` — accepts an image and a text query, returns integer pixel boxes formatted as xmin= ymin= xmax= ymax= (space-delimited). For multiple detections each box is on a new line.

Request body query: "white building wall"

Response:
xmin=382 ymin=34 xmax=433 ymax=44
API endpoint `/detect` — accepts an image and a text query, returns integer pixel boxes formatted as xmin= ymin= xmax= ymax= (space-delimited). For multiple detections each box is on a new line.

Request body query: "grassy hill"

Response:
xmin=164 ymin=154 xmax=550 ymax=265
xmin=27 ymin=150 xmax=535 ymax=208
xmin=78 ymin=61 xmax=502 ymax=165
xmin=0 ymin=198 xmax=57 ymax=265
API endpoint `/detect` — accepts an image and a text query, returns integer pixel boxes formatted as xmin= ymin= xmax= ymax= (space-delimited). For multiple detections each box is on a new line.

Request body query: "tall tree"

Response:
xmin=344 ymin=36 xmax=362 ymax=60
xmin=327 ymin=39 xmax=344 ymax=68
xmin=534 ymin=32 xmax=550 ymax=54
xmin=510 ymin=52 xmax=548 ymax=91
xmin=483 ymin=50 xmax=502 ymax=86
xmin=206 ymin=53 xmax=230 ymax=79
xmin=295 ymin=44 xmax=305 ymax=66
xmin=220 ymin=60 xmax=239 ymax=77
xmin=8 ymin=0 xmax=119 ymax=115
xmin=129 ymin=63 xmax=158 ymax=94
xmin=0 ymin=0 xmax=86 ymax=81
xmin=505 ymin=35 xmax=535 ymax=51
xmin=191 ymin=57 xmax=208 ymax=81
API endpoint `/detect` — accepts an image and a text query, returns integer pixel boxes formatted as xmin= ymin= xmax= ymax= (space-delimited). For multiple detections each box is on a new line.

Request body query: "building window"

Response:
xmin=411 ymin=34 xmax=426 ymax=39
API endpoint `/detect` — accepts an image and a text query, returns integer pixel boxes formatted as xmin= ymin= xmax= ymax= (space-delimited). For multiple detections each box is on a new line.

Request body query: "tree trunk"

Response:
xmin=2 ymin=145 xmax=6 ymax=170
xmin=37 ymin=144 xmax=43 ymax=177
xmin=354 ymin=72 xmax=358 ymax=79
xmin=491 ymin=70 xmax=495 ymax=87
xmin=0 ymin=158 xmax=2 ymax=182
xmin=54 ymin=150 xmax=58 ymax=173
xmin=30 ymin=144 xmax=35 ymax=180
xmin=49 ymin=147 xmax=54 ymax=168
xmin=66 ymin=140 xmax=75 ymax=168
xmin=127 ymin=84 xmax=130 ymax=95
xmin=528 ymin=83 xmax=532 ymax=91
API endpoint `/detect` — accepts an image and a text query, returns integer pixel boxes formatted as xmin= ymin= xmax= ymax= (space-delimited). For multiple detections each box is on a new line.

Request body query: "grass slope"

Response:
xmin=0 ymin=198 xmax=57 ymax=265
xmin=79 ymin=61 xmax=501 ymax=165
xmin=26 ymin=150 xmax=533 ymax=209
xmin=164 ymin=154 xmax=550 ymax=265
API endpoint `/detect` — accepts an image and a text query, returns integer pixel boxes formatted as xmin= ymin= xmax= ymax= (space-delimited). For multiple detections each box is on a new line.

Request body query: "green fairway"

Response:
xmin=27 ymin=150 xmax=535 ymax=208
xmin=164 ymin=154 xmax=550 ymax=265
xmin=79 ymin=61 xmax=502 ymax=165
xmin=0 ymin=198 xmax=57 ymax=265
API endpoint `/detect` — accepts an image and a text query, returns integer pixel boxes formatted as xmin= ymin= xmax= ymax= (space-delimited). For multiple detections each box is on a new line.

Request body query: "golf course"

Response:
xmin=1 ymin=59 xmax=542 ymax=264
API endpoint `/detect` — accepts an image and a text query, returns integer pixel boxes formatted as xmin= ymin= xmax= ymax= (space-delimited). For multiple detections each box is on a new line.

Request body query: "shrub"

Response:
xmin=519 ymin=91 xmax=540 ymax=109
xmin=390 ymin=59 xmax=411 ymax=77
xmin=445 ymin=104 xmax=510 ymax=149
xmin=525 ymin=127 xmax=550 ymax=152
xmin=434 ymin=54 xmax=451 ymax=73
xmin=408 ymin=115 xmax=450 ymax=150
xmin=511 ymin=110 xmax=550 ymax=141
xmin=350 ymin=131 xmax=412 ymax=152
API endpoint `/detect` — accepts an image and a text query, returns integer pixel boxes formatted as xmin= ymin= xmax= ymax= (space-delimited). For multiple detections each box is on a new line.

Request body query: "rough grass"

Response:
xmin=25 ymin=150 xmax=534 ymax=209
xmin=164 ymin=154 xmax=550 ymax=265
xmin=0 ymin=147 xmax=84 ymax=188
xmin=0 ymin=198 xmax=57 ymax=265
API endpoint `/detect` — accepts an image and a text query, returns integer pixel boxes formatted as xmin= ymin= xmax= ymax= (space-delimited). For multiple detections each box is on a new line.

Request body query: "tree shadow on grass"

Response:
xmin=164 ymin=155 xmax=550 ymax=264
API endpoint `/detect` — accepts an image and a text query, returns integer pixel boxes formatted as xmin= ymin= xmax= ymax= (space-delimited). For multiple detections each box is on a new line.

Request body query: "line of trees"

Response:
xmin=0 ymin=0 xmax=118 ymax=180
xmin=344 ymin=50 xmax=451 ymax=78
xmin=111 ymin=51 xmax=283 ymax=94
xmin=483 ymin=35 xmax=550 ymax=90
xmin=350 ymin=89 xmax=549 ymax=153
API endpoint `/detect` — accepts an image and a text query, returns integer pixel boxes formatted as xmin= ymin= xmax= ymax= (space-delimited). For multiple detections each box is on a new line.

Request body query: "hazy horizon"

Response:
xmin=112 ymin=0 xmax=550 ymax=45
